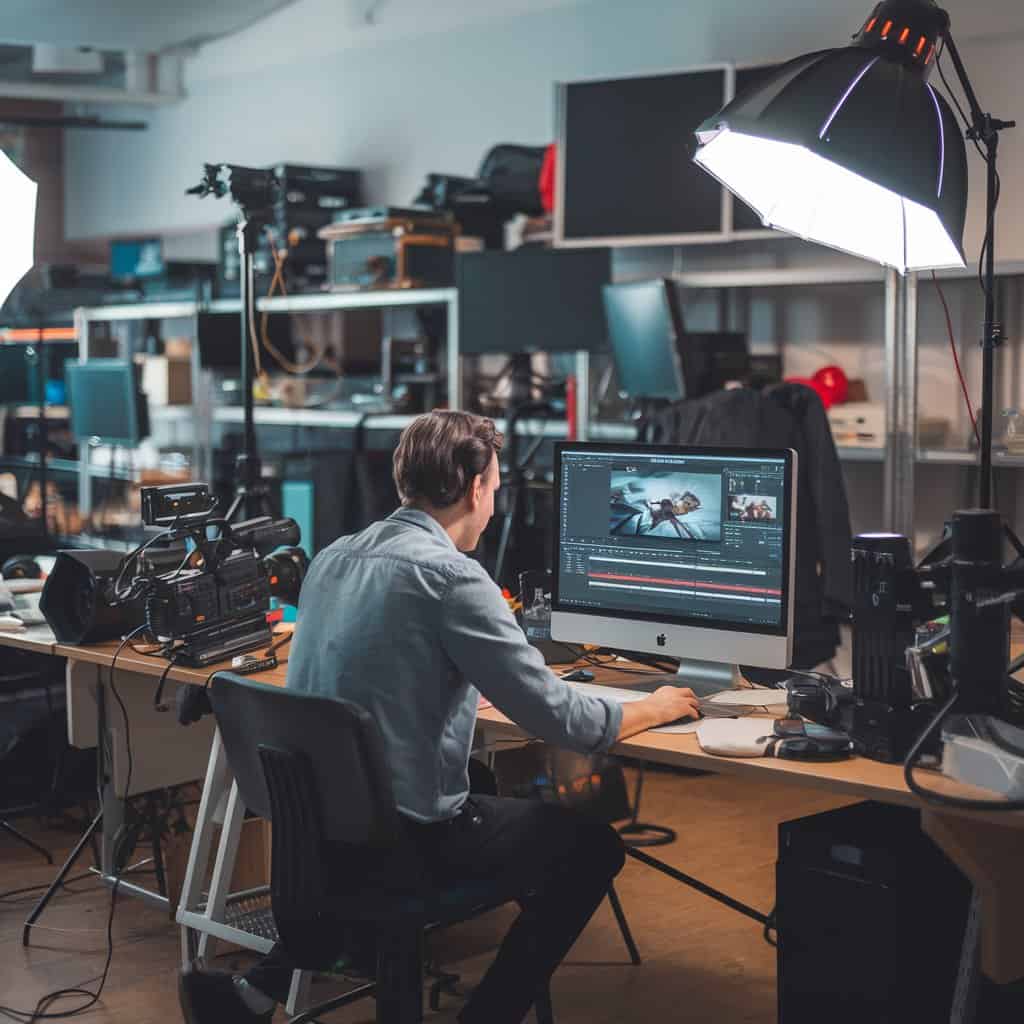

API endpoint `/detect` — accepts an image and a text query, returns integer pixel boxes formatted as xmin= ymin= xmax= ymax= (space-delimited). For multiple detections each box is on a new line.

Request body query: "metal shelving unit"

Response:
xmin=72 ymin=288 xmax=459 ymax=517
xmin=70 ymin=262 xmax=1024 ymax=532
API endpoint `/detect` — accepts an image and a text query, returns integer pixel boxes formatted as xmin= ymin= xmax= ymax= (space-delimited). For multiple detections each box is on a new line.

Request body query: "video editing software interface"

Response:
xmin=556 ymin=447 xmax=789 ymax=630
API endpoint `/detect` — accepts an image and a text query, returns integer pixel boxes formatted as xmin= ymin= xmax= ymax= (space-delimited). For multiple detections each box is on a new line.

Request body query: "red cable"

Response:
xmin=930 ymin=270 xmax=980 ymax=446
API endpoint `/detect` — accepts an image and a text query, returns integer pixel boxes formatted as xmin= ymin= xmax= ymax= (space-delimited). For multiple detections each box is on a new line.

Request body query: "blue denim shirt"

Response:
xmin=286 ymin=507 xmax=622 ymax=822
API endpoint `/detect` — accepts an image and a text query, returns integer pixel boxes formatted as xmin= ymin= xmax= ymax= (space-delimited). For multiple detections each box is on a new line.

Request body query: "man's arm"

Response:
xmin=440 ymin=565 xmax=699 ymax=752
xmin=616 ymin=687 xmax=700 ymax=740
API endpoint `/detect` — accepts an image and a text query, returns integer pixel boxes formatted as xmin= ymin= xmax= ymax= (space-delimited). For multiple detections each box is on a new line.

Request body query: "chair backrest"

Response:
xmin=209 ymin=674 xmax=404 ymax=848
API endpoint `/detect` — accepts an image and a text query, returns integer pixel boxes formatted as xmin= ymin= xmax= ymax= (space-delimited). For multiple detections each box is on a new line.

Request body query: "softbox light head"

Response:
xmin=694 ymin=0 xmax=967 ymax=273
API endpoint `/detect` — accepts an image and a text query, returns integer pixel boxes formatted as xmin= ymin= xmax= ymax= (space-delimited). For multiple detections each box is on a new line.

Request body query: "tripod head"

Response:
xmin=187 ymin=163 xmax=280 ymax=222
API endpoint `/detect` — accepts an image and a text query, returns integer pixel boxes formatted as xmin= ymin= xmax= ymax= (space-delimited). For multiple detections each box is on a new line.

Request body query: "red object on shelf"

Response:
xmin=566 ymin=373 xmax=577 ymax=440
xmin=812 ymin=364 xmax=849 ymax=406
xmin=539 ymin=143 xmax=556 ymax=214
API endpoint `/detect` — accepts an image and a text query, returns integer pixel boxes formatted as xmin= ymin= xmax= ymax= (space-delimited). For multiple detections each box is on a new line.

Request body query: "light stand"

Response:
xmin=940 ymin=33 xmax=1015 ymax=509
xmin=225 ymin=215 xmax=273 ymax=521
xmin=188 ymin=164 xmax=279 ymax=521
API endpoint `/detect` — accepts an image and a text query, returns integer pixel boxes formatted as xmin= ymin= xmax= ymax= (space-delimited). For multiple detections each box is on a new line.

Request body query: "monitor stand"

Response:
xmin=626 ymin=658 xmax=735 ymax=699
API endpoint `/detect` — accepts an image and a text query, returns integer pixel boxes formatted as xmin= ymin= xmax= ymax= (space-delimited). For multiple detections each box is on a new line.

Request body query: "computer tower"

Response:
xmin=777 ymin=801 xmax=970 ymax=1023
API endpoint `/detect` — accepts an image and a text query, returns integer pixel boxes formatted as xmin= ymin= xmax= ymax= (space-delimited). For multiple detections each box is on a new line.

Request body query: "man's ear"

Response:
xmin=468 ymin=472 xmax=483 ymax=508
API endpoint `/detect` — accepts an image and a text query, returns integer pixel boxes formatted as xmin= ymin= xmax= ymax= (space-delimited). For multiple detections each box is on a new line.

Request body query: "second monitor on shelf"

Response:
xmin=602 ymin=278 xmax=749 ymax=404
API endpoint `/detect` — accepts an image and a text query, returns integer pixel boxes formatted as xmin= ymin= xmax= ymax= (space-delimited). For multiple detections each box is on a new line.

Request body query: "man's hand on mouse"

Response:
xmin=616 ymin=685 xmax=700 ymax=741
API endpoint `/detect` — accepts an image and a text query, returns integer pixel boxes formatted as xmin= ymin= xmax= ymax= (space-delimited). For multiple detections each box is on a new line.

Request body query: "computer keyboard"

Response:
xmin=571 ymin=681 xmax=757 ymax=719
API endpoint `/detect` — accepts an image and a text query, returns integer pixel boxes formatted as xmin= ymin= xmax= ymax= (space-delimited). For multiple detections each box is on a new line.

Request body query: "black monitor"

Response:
xmin=457 ymin=248 xmax=611 ymax=355
xmin=550 ymin=442 xmax=796 ymax=669
xmin=603 ymin=279 xmax=750 ymax=401
xmin=556 ymin=62 xmax=783 ymax=247
xmin=110 ymin=238 xmax=164 ymax=283
xmin=0 ymin=345 xmax=38 ymax=406
xmin=65 ymin=360 xmax=150 ymax=446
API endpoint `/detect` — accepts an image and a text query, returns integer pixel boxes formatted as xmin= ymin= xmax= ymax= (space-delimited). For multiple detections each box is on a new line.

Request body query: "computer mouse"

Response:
xmin=562 ymin=668 xmax=595 ymax=683
xmin=2 ymin=555 xmax=42 ymax=581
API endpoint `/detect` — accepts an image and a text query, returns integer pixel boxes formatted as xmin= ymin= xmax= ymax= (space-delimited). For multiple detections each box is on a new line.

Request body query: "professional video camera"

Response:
xmin=129 ymin=483 xmax=308 ymax=667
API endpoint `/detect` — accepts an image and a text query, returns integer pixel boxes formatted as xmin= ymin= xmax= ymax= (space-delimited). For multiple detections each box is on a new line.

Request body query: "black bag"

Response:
xmin=476 ymin=144 xmax=547 ymax=217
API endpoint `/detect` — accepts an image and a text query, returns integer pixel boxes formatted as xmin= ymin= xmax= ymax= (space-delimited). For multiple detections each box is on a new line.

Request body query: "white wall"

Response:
xmin=65 ymin=0 xmax=1024 ymax=263
xmin=62 ymin=0 xmax=1024 ymax=546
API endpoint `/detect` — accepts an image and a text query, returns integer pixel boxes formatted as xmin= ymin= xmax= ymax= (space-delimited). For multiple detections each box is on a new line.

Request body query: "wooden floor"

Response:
xmin=0 ymin=767 xmax=852 ymax=1023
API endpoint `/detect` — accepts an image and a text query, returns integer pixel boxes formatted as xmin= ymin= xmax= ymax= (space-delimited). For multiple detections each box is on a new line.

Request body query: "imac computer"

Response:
xmin=551 ymin=441 xmax=796 ymax=691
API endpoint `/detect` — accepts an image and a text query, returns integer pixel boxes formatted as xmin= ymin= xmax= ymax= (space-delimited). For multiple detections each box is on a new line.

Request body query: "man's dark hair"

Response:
xmin=393 ymin=410 xmax=504 ymax=509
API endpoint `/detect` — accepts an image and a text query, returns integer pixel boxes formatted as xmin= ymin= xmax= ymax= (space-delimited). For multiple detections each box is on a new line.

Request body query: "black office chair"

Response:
xmin=208 ymin=673 xmax=557 ymax=1024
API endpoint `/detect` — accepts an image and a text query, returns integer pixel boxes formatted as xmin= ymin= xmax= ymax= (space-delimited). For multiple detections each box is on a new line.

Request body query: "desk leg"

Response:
xmin=176 ymin=729 xmax=232 ymax=967
xmin=96 ymin=674 xmax=122 ymax=879
xmin=923 ymin=810 xmax=1024 ymax=986
xmin=196 ymin=778 xmax=246 ymax=963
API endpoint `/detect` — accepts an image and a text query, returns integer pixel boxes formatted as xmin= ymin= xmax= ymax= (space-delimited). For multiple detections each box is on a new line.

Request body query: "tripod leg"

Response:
xmin=23 ymin=808 xmax=102 ymax=947
xmin=606 ymin=883 xmax=641 ymax=965
xmin=1 ymin=820 xmax=53 ymax=864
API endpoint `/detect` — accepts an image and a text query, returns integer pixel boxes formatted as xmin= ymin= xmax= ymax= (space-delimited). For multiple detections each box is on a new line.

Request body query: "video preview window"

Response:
xmin=609 ymin=470 xmax=722 ymax=542
xmin=727 ymin=493 xmax=778 ymax=523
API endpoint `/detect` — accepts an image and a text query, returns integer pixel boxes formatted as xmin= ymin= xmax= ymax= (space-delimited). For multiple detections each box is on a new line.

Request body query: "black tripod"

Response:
xmin=1 ymin=814 xmax=53 ymax=864
xmin=188 ymin=164 xmax=280 ymax=522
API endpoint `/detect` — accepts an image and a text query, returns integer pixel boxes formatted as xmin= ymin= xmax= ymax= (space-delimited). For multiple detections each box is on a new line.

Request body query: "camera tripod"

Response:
xmin=189 ymin=165 xmax=281 ymax=522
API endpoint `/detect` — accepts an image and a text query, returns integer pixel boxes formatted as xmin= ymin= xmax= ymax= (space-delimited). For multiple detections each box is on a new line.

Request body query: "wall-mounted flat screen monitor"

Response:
xmin=555 ymin=62 xmax=781 ymax=247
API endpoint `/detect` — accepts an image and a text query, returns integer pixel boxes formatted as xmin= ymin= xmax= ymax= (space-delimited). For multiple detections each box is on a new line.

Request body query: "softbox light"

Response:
xmin=0 ymin=150 xmax=37 ymax=305
xmin=694 ymin=1 xmax=967 ymax=273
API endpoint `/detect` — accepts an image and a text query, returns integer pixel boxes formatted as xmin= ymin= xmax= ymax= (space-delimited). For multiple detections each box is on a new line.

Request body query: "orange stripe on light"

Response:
xmin=866 ymin=17 xmax=877 ymax=32
xmin=899 ymin=27 xmax=910 ymax=44
xmin=881 ymin=19 xmax=893 ymax=37
xmin=915 ymin=36 xmax=927 ymax=56
xmin=925 ymin=43 xmax=935 ymax=64
xmin=1 ymin=327 xmax=77 ymax=342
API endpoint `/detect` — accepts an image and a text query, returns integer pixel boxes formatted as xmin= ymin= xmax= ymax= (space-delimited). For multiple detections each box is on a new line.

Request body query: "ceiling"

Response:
xmin=0 ymin=0 xmax=300 ymax=53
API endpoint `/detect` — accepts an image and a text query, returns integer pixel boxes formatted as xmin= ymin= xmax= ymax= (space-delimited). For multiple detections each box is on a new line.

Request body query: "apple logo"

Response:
xmin=656 ymin=633 xmax=666 ymax=647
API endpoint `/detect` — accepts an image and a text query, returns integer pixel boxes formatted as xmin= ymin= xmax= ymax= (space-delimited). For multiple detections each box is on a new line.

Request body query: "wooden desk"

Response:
xmin=0 ymin=625 xmax=58 ymax=656
xmin=476 ymin=664 xmax=1024 ymax=988
xmin=8 ymin=631 xmax=1023 ymax=1002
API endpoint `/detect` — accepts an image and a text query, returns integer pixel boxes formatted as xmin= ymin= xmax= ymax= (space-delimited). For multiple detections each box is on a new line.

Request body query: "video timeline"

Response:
xmin=586 ymin=554 xmax=782 ymax=606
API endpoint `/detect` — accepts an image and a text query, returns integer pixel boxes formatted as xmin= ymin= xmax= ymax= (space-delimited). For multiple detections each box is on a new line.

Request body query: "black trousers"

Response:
xmin=245 ymin=795 xmax=625 ymax=1024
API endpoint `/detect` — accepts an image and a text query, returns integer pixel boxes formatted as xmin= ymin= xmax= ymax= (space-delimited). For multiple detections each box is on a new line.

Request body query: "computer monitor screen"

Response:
xmin=0 ymin=345 xmax=38 ymax=406
xmin=551 ymin=442 xmax=796 ymax=668
xmin=65 ymin=360 xmax=149 ymax=446
xmin=603 ymin=280 xmax=750 ymax=400
xmin=457 ymin=248 xmax=611 ymax=355
xmin=558 ymin=69 xmax=727 ymax=244
xmin=603 ymin=280 xmax=687 ymax=401
xmin=110 ymin=238 xmax=164 ymax=283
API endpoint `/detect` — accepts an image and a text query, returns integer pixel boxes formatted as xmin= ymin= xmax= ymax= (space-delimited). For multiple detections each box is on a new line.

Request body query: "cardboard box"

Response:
xmin=139 ymin=354 xmax=191 ymax=406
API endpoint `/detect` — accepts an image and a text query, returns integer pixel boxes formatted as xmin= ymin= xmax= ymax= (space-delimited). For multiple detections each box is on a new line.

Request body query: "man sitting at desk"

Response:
xmin=179 ymin=410 xmax=700 ymax=1024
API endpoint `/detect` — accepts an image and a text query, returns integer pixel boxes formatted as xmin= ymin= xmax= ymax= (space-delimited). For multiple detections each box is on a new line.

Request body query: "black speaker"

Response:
xmin=39 ymin=550 xmax=144 ymax=644
xmin=777 ymin=802 xmax=970 ymax=1023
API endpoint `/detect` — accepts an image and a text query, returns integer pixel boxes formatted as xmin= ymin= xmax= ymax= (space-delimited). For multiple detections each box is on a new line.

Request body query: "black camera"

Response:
xmin=187 ymin=163 xmax=281 ymax=217
xmin=131 ymin=485 xmax=308 ymax=666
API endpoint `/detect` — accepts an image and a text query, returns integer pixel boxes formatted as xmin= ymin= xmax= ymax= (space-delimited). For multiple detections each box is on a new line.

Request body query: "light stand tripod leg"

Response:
xmin=0 ymin=820 xmax=52 ymax=863
xmin=23 ymin=808 xmax=101 ymax=946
